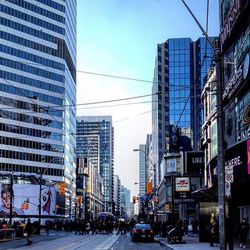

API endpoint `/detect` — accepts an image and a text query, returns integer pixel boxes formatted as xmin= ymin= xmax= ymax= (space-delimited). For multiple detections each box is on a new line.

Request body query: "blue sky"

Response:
xmin=76 ymin=0 xmax=219 ymax=198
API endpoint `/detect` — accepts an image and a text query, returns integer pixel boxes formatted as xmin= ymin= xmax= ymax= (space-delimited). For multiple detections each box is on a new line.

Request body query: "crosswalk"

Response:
xmin=11 ymin=233 xmax=121 ymax=250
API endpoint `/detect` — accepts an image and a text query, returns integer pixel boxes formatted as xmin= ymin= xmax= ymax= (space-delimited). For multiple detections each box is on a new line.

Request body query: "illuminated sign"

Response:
xmin=185 ymin=151 xmax=204 ymax=174
xmin=0 ymin=184 xmax=57 ymax=217
xmin=220 ymin=0 xmax=247 ymax=50
xmin=175 ymin=177 xmax=190 ymax=192
xmin=223 ymin=65 xmax=242 ymax=100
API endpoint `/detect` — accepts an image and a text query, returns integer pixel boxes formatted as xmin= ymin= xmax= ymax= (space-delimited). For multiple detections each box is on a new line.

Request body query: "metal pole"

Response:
xmin=9 ymin=173 xmax=13 ymax=225
xmin=180 ymin=2 xmax=226 ymax=248
xmin=69 ymin=195 xmax=71 ymax=220
xmin=38 ymin=172 xmax=42 ymax=234
xmin=215 ymin=48 xmax=226 ymax=250
xmin=181 ymin=0 xmax=215 ymax=49
xmin=172 ymin=176 xmax=175 ymax=224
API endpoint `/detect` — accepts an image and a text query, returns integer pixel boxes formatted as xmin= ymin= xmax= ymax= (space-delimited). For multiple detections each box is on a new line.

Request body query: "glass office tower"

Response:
xmin=76 ymin=116 xmax=114 ymax=213
xmin=152 ymin=37 xmax=215 ymax=183
xmin=0 ymin=0 xmax=77 ymax=216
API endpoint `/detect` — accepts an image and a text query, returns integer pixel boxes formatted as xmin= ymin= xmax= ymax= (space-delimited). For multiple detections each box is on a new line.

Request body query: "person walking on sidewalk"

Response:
xmin=209 ymin=212 xmax=218 ymax=247
xmin=238 ymin=218 xmax=249 ymax=248
xmin=24 ymin=218 xmax=33 ymax=245
xmin=226 ymin=216 xmax=234 ymax=250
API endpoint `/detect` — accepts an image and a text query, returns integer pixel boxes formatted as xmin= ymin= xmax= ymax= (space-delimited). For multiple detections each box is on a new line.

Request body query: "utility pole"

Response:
xmin=181 ymin=1 xmax=226 ymax=249
xmin=214 ymin=47 xmax=226 ymax=249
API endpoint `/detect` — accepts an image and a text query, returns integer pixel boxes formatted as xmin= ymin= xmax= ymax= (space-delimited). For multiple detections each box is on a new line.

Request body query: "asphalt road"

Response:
xmin=0 ymin=232 xmax=167 ymax=250
xmin=109 ymin=234 xmax=167 ymax=250
xmin=0 ymin=231 xmax=121 ymax=250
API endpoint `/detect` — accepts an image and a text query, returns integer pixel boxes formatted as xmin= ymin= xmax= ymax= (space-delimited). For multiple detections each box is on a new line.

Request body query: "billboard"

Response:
xmin=184 ymin=151 xmax=204 ymax=174
xmin=175 ymin=177 xmax=190 ymax=192
xmin=166 ymin=158 xmax=177 ymax=173
xmin=0 ymin=184 xmax=56 ymax=217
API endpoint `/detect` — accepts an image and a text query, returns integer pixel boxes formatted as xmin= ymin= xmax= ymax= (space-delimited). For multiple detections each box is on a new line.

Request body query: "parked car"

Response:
xmin=131 ymin=223 xmax=154 ymax=242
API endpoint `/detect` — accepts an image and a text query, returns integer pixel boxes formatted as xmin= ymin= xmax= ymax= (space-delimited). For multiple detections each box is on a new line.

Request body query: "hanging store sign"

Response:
xmin=185 ymin=151 xmax=204 ymax=174
xmin=220 ymin=0 xmax=247 ymax=50
xmin=238 ymin=124 xmax=250 ymax=142
xmin=242 ymin=53 xmax=250 ymax=80
xmin=248 ymin=140 xmax=250 ymax=174
xmin=166 ymin=158 xmax=177 ymax=173
xmin=175 ymin=177 xmax=190 ymax=192
xmin=223 ymin=65 xmax=243 ymax=100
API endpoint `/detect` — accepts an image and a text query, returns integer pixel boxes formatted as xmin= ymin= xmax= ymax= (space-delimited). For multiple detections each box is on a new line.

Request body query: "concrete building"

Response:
xmin=76 ymin=116 xmax=114 ymax=213
xmin=138 ymin=144 xmax=147 ymax=198
xmin=152 ymin=37 xmax=215 ymax=185
xmin=0 ymin=0 xmax=77 ymax=217
xmin=85 ymin=159 xmax=104 ymax=220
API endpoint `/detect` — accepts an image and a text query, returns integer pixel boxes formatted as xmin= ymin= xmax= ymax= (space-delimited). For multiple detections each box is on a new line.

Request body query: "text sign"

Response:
xmin=175 ymin=177 xmax=190 ymax=192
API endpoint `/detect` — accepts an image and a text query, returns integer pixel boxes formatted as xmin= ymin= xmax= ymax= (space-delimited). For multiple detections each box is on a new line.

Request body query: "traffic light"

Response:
xmin=59 ymin=182 xmax=65 ymax=195
xmin=77 ymin=196 xmax=82 ymax=204
xmin=132 ymin=196 xmax=136 ymax=204
xmin=146 ymin=181 xmax=152 ymax=194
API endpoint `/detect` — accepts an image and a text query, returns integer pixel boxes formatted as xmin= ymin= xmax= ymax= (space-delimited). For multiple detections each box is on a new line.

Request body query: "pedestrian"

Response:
xmin=24 ymin=218 xmax=33 ymax=245
xmin=86 ymin=221 xmax=90 ymax=234
xmin=226 ymin=216 xmax=234 ymax=250
xmin=45 ymin=220 xmax=50 ymax=235
xmin=176 ymin=220 xmax=183 ymax=243
xmin=192 ymin=219 xmax=198 ymax=236
xmin=238 ymin=218 xmax=249 ymax=248
xmin=209 ymin=212 xmax=218 ymax=247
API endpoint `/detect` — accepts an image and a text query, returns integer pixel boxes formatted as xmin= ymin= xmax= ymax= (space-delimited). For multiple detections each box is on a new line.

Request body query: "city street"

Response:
xmin=0 ymin=232 xmax=165 ymax=250
xmin=0 ymin=232 xmax=118 ymax=250
xmin=110 ymin=234 xmax=165 ymax=250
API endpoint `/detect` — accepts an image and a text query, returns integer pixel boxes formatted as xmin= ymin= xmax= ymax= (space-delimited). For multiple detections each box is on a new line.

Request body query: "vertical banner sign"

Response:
xmin=248 ymin=139 xmax=250 ymax=175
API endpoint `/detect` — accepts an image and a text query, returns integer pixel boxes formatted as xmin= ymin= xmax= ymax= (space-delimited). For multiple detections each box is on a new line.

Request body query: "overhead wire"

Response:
xmin=175 ymin=0 xmax=211 ymax=128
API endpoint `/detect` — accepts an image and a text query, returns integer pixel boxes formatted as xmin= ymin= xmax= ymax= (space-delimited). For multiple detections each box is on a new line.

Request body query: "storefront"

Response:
xmin=227 ymin=139 xmax=250 ymax=227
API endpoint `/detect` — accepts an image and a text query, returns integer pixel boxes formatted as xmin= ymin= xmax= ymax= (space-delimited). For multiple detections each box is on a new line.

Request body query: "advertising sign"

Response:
xmin=166 ymin=158 xmax=176 ymax=173
xmin=0 ymin=184 xmax=56 ymax=217
xmin=220 ymin=0 xmax=247 ymax=50
xmin=185 ymin=151 xmax=204 ymax=174
xmin=175 ymin=177 xmax=190 ymax=192
xmin=248 ymin=140 xmax=250 ymax=174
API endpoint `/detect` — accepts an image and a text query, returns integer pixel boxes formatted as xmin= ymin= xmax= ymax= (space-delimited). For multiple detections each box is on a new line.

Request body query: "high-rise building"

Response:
xmin=120 ymin=185 xmax=131 ymax=218
xmin=138 ymin=144 xmax=146 ymax=198
xmin=85 ymin=158 xmax=104 ymax=220
xmin=152 ymin=37 xmax=215 ymax=184
xmin=114 ymin=174 xmax=121 ymax=217
xmin=76 ymin=116 xmax=114 ymax=212
xmin=0 ymin=0 xmax=77 ymax=216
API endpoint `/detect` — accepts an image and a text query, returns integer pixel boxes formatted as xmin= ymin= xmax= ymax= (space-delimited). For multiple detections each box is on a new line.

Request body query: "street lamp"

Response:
xmin=133 ymin=148 xmax=156 ymax=189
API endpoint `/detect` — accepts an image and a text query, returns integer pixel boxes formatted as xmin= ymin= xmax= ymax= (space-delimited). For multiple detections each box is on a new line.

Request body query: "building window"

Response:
xmin=211 ymin=122 xmax=217 ymax=158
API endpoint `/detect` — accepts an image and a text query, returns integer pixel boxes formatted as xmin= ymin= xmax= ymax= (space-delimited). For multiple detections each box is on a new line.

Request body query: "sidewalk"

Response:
xmin=0 ymin=229 xmax=47 ymax=243
xmin=154 ymin=235 xmax=250 ymax=250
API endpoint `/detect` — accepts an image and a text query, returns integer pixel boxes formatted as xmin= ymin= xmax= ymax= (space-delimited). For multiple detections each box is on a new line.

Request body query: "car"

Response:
xmin=131 ymin=223 xmax=154 ymax=242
